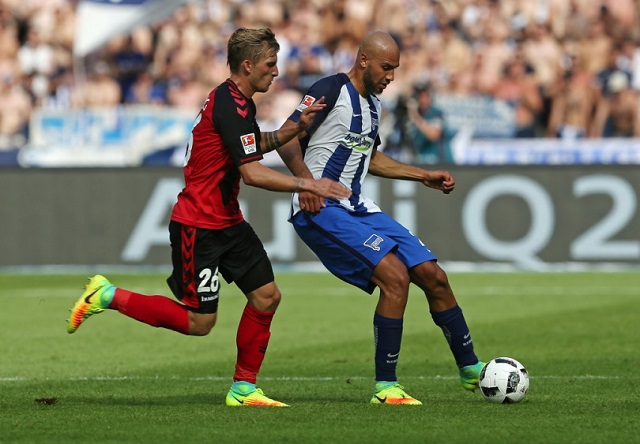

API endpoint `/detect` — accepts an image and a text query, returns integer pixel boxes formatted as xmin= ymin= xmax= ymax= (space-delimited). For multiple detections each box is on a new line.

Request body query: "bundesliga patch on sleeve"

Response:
xmin=240 ymin=133 xmax=257 ymax=154
xmin=296 ymin=95 xmax=316 ymax=112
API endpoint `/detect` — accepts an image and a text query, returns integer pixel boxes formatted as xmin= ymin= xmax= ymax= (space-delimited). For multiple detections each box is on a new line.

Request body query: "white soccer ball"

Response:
xmin=479 ymin=357 xmax=529 ymax=404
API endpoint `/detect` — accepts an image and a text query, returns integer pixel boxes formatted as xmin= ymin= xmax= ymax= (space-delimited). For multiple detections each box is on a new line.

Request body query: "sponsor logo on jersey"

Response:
xmin=343 ymin=132 xmax=374 ymax=152
xmin=296 ymin=95 xmax=316 ymax=111
xmin=240 ymin=133 xmax=257 ymax=154
xmin=364 ymin=234 xmax=384 ymax=251
xmin=201 ymin=294 xmax=219 ymax=302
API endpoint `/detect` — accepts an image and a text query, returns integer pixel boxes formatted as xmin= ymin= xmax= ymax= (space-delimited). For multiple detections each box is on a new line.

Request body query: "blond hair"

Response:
xmin=227 ymin=28 xmax=279 ymax=73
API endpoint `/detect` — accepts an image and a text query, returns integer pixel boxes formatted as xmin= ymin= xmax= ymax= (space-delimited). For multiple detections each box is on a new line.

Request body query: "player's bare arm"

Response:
xmin=369 ymin=148 xmax=455 ymax=194
xmin=260 ymin=97 xmax=326 ymax=153
xmin=276 ymin=120 xmax=327 ymax=214
xmin=239 ymin=160 xmax=350 ymax=200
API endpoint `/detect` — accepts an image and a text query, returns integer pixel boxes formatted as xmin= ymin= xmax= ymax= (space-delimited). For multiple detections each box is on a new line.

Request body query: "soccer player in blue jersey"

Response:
xmin=277 ymin=31 xmax=485 ymax=405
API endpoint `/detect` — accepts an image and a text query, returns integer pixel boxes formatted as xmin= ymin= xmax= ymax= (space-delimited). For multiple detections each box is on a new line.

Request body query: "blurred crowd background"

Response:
xmin=1 ymin=0 xmax=640 ymax=163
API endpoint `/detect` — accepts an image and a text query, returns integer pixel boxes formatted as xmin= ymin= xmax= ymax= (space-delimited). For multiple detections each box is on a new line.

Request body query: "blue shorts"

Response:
xmin=291 ymin=206 xmax=437 ymax=294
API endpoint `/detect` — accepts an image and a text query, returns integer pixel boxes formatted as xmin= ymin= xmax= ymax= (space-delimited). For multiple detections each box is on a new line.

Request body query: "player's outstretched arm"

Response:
xmin=369 ymin=149 xmax=455 ymax=194
xmin=260 ymin=97 xmax=326 ymax=153
xmin=239 ymin=161 xmax=350 ymax=200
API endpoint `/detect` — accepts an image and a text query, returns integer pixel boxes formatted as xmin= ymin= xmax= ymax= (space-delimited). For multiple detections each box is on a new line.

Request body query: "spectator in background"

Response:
xmin=447 ymin=51 xmax=486 ymax=95
xmin=3 ymin=0 xmax=640 ymax=152
xmin=283 ymin=13 xmax=333 ymax=93
xmin=0 ymin=73 xmax=32 ymax=148
xmin=73 ymin=60 xmax=121 ymax=107
xmin=560 ymin=0 xmax=592 ymax=42
xmin=42 ymin=66 xmax=74 ymax=109
xmin=125 ymin=69 xmax=166 ymax=106
xmin=17 ymin=26 xmax=54 ymax=101
xmin=406 ymin=83 xmax=452 ymax=164
xmin=473 ymin=20 xmax=514 ymax=95
xmin=166 ymin=68 xmax=208 ymax=111
xmin=0 ymin=6 xmax=20 ymax=82
xmin=521 ymin=22 xmax=564 ymax=98
xmin=194 ymin=42 xmax=230 ymax=92
xmin=578 ymin=19 xmax=613 ymax=76
xmin=591 ymin=47 xmax=639 ymax=138
xmin=547 ymin=53 xmax=594 ymax=139
xmin=49 ymin=3 xmax=75 ymax=51
xmin=110 ymin=33 xmax=152 ymax=103
xmin=492 ymin=57 xmax=543 ymax=138
xmin=440 ymin=20 xmax=472 ymax=81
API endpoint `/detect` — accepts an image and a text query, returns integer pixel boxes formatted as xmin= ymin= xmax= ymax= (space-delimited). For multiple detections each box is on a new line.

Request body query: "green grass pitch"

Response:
xmin=1 ymin=271 xmax=638 ymax=443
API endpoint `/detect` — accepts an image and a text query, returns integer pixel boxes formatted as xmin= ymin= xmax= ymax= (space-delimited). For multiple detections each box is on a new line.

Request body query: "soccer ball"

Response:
xmin=479 ymin=357 xmax=529 ymax=404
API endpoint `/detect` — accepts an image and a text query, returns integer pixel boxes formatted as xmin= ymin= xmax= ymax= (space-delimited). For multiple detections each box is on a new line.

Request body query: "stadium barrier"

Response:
xmin=1 ymin=166 xmax=638 ymax=269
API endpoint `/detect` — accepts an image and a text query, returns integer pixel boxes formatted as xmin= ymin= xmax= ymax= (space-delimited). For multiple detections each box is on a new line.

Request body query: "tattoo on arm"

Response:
xmin=264 ymin=131 xmax=283 ymax=153
xmin=293 ymin=177 xmax=305 ymax=192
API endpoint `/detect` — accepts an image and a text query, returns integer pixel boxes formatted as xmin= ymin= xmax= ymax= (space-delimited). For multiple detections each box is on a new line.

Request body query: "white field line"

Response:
xmin=11 ymin=285 xmax=640 ymax=298
xmin=0 ymin=374 xmax=622 ymax=382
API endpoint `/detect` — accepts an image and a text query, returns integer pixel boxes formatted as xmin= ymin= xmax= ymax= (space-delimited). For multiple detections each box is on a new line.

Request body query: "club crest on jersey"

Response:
xmin=296 ymin=95 xmax=316 ymax=111
xmin=364 ymin=234 xmax=384 ymax=251
xmin=240 ymin=133 xmax=257 ymax=154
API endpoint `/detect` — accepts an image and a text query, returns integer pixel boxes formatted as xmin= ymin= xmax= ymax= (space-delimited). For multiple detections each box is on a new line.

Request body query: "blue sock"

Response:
xmin=431 ymin=305 xmax=478 ymax=368
xmin=373 ymin=312 xmax=403 ymax=382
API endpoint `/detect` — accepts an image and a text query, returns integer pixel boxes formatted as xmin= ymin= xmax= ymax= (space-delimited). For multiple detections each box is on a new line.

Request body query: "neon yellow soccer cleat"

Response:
xmin=460 ymin=361 xmax=487 ymax=391
xmin=225 ymin=387 xmax=289 ymax=407
xmin=67 ymin=275 xmax=114 ymax=334
xmin=370 ymin=383 xmax=423 ymax=405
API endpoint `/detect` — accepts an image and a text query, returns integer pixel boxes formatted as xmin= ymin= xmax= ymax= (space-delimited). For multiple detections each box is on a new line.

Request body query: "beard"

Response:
xmin=362 ymin=70 xmax=379 ymax=95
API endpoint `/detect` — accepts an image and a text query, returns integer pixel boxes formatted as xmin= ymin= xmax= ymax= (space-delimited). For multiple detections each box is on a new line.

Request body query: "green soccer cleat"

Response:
xmin=370 ymin=382 xmax=423 ymax=405
xmin=225 ymin=387 xmax=289 ymax=407
xmin=67 ymin=275 xmax=114 ymax=334
xmin=460 ymin=361 xmax=486 ymax=391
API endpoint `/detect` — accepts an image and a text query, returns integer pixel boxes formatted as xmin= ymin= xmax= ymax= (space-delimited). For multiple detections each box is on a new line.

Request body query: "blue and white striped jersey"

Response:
xmin=288 ymin=73 xmax=383 ymax=215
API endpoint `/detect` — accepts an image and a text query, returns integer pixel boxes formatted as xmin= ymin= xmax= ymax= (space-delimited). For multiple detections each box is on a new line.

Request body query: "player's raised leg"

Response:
xmin=67 ymin=274 xmax=193 ymax=335
xmin=411 ymin=260 xmax=485 ymax=390
xmin=67 ymin=275 xmax=114 ymax=334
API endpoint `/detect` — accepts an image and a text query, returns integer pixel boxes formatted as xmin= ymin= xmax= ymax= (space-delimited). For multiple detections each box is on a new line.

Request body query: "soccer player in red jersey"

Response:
xmin=67 ymin=28 xmax=350 ymax=407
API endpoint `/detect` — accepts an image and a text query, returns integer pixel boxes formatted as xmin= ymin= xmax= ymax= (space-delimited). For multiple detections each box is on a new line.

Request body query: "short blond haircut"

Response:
xmin=227 ymin=28 xmax=279 ymax=73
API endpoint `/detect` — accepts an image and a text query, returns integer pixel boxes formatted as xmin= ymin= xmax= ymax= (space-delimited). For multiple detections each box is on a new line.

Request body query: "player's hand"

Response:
xmin=308 ymin=177 xmax=351 ymax=202
xmin=298 ymin=191 xmax=324 ymax=214
xmin=297 ymin=97 xmax=326 ymax=132
xmin=422 ymin=170 xmax=455 ymax=194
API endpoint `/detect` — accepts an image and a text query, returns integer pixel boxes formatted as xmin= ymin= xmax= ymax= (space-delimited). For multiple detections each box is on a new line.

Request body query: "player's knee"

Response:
xmin=259 ymin=287 xmax=281 ymax=311
xmin=246 ymin=283 xmax=281 ymax=312
xmin=376 ymin=266 xmax=411 ymax=303
xmin=387 ymin=263 xmax=411 ymax=289
xmin=190 ymin=321 xmax=215 ymax=336
xmin=189 ymin=313 xmax=217 ymax=336
xmin=374 ymin=254 xmax=411 ymax=290
xmin=432 ymin=264 xmax=451 ymax=291
xmin=414 ymin=261 xmax=456 ymax=304
xmin=412 ymin=261 xmax=445 ymax=288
